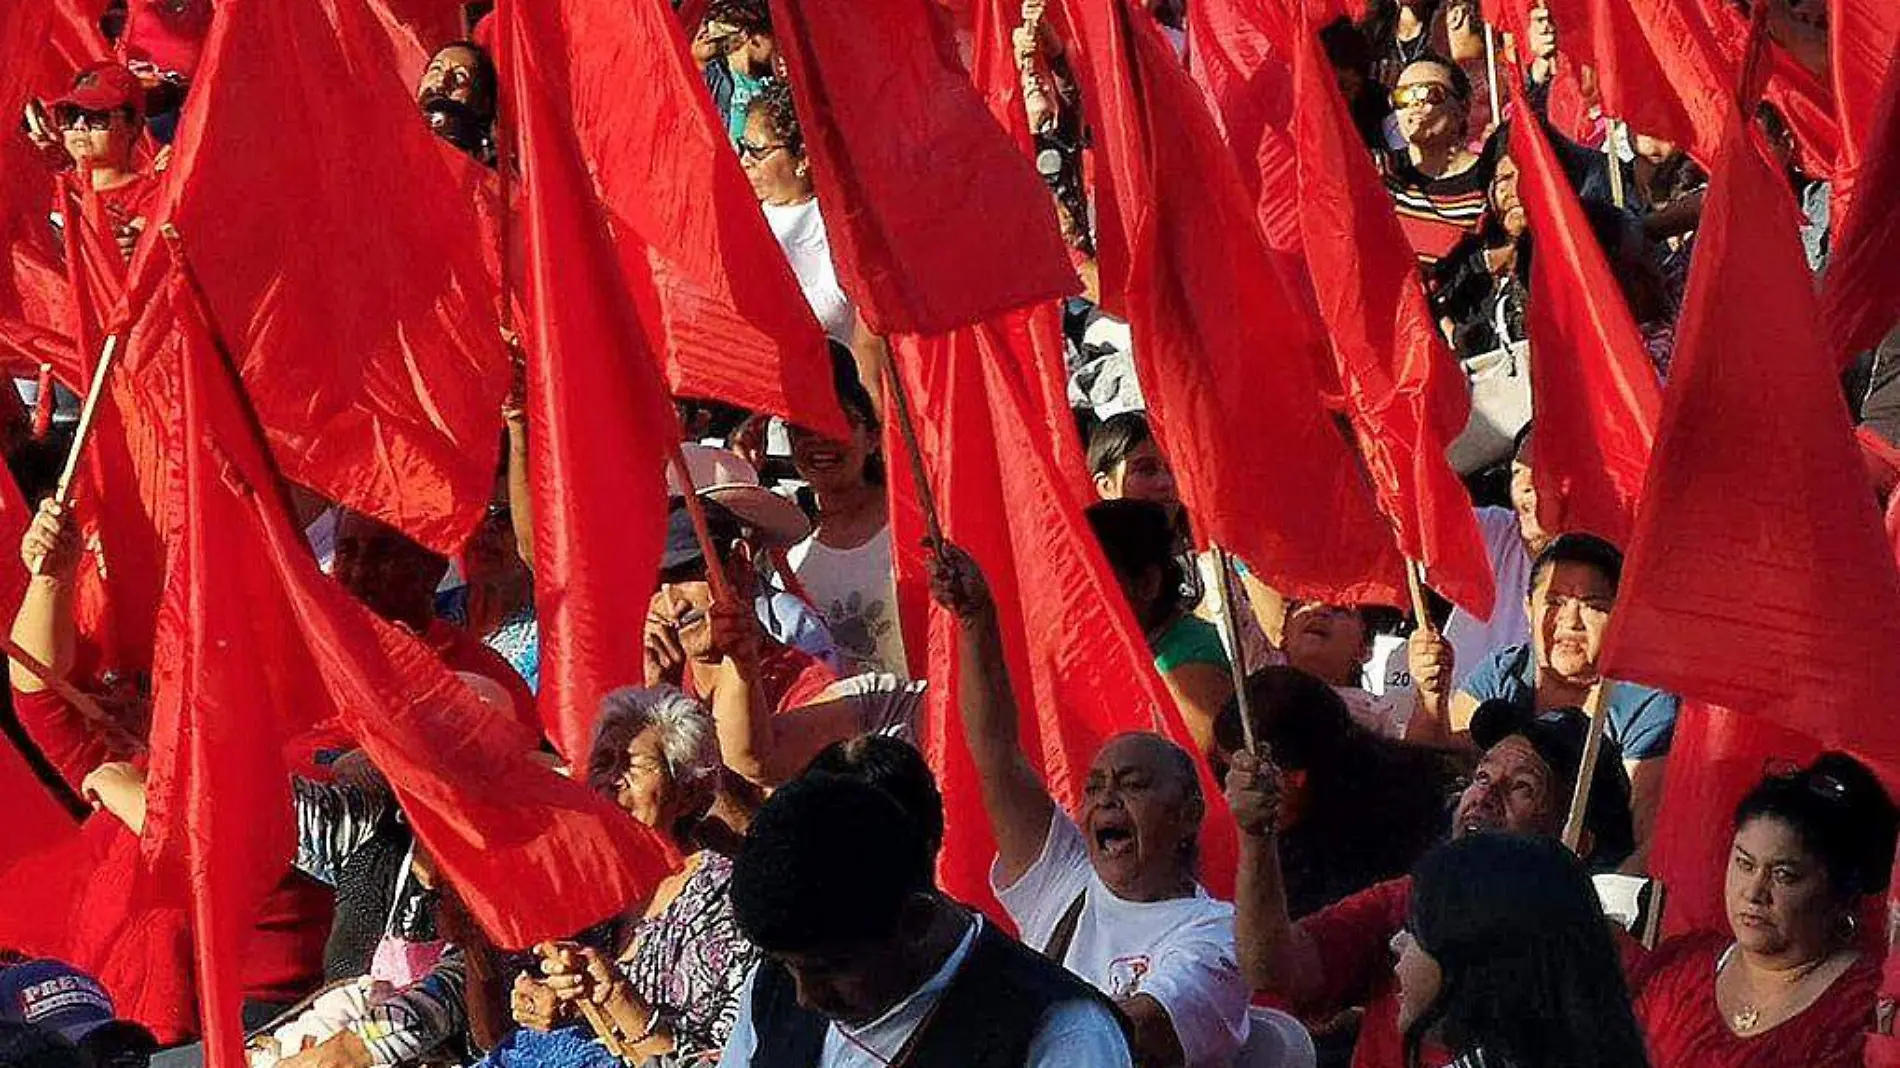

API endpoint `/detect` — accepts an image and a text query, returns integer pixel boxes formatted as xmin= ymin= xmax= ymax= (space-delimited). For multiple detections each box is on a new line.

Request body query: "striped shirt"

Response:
xmin=1380 ymin=151 xmax=1493 ymax=266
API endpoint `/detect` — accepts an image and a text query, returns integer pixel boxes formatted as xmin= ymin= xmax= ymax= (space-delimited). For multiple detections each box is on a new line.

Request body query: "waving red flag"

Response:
xmin=1507 ymin=84 xmax=1661 ymax=546
xmin=1599 ymin=105 xmax=1900 ymax=756
xmin=1549 ymin=0 xmax=1730 ymax=157
xmin=552 ymin=0 xmax=844 ymax=440
xmin=120 ymin=0 xmax=508 ymax=554
xmin=1185 ymin=0 xmax=1307 ymax=266
xmin=1060 ymin=0 xmax=1404 ymax=607
xmin=1831 ymin=0 xmax=1898 ymax=161
xmin=495 ymin=0 xmax=675 ymax=763
xmin=1820 ymin=16 xmax=1900 ymax=364
xmin=1286 ymin=11 xmax=1492 ymax=618
xmin=765 ymin=0 xmax=1078 ymax=335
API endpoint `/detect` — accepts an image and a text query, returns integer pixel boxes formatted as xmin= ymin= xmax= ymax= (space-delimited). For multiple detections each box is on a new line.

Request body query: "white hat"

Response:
xmin=666 ymin=443 xmax=813 ymax=549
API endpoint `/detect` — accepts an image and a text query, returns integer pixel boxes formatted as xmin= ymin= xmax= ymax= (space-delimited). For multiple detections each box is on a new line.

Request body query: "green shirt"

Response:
xmin=1151 ymin=615 xmax=1230 ymax=673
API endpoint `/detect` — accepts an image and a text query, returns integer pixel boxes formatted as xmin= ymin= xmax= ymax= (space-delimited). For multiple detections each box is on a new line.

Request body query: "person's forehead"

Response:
xmin=1397 ymin=61 xmax=1455 ymax=88
xmin=1535 ymin=560 xmax=1615 ymax=597
xmin=1483 ymin=735 xmax=1553 ymax=779
xmin=431 ymin=46 xmax=479 ymax=69
xmin=1092 ymin=735 xmax=1176 ymax=775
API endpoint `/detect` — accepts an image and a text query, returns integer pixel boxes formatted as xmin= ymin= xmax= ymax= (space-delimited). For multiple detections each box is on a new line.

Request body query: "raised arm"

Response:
xmin=1225 ymin=750 xmax=1326 ymax=1004
xmin=926 ymin=541 xmax=1056 ymax=887
xmin=10 ymin=498 xmax=80 ymax=693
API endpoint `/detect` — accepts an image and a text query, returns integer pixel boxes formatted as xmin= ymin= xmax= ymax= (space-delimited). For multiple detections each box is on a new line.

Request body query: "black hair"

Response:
xmin=745 ymin=80 xmax=804 ymax=159
xmin=803 ymin=734 xmax=944 ymax=860
xmin=1358 ymin=0 xmax=1444 ymax=57
xmin=1734 ymin=752 xmax=1898 ymax=902
xmin=826 ymin=342 xmax=884 ymax=487
xmin=1510 ymin=420 xmax=1535 ymax=466
xmin=74 ymin=1022 xmax=157 ymax=1068
xmin=706 ymin=0 xmax=772 ymax=37
xmin=434 ymin=40 xmax=498 ymax=114
xmin=1404 ymin=834 xmax=1652 ymax=1068
xmin=1085 ymin=411 xmax=1155 ymax=479
xmin=1084 ymin=499 xmax=1193 ymax=631
xmin=0 ymin=1023 xmax=85 ymax=1068
xmin=730 ymin=774 xmax=934 ymax=953
xmin=1527 ymin=531 xmax=1623 ymax=599
xmin=1319 ymin=16 xmax=1374 ymax=78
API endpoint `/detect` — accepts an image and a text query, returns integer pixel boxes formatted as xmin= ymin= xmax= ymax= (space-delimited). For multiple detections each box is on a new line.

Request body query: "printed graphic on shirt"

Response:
xmin=1107 ymin=955 xmax=1152 ymax=999
xmin=820 ymin=590 xmax=896 ymax=675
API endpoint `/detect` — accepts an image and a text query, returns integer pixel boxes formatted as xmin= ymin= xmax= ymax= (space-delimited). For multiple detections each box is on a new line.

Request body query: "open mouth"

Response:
xmin=1093 ymin=825 xmax=1136 ymax=858
xmin=798 ymin=447 xmax=845 ymax=471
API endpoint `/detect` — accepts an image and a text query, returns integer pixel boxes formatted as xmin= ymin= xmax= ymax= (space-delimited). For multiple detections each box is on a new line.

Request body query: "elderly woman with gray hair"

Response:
xmin=489 ymin=686 xmax=760 ymax=1068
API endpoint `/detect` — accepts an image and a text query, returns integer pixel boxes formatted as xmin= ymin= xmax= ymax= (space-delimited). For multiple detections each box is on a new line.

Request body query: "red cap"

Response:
xmin=53 ymin=63 xmax=144 ymax=115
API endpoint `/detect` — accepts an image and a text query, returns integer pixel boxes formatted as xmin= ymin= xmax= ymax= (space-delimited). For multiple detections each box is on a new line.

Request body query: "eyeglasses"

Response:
xmin=737 ymin=138 xmax=789 ymax=163
xmin=55 ymin=107 xmax=122 ymax=132
xmin=1391 ymin=82 xmax=1452 ymax=108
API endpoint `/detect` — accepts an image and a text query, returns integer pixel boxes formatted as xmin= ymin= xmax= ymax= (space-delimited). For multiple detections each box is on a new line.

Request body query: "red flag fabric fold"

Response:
xmin=1287 ymin=11 xmax=1493 ymax=618
xmin=765 ymin=0 xmax=1079 ymax=335
xmin=1507 ymin=82 xmax=1661 ymax=546
xmin=1599 ymin=104 xmax=1900 ymax=755
xmin=1820 ymin=27 xmax=1900 ymax=364
xmin=496 ymin=0 xmax=675 ymax=764
xmin=1830 ymin=0 xmax=1898 ymax=162
xmin=121 ymin=0 xmax=509 ymax=554
xmin=1550 ymin=0 xmax=1730 ymax=158
xmin=1062 ymin=0 xmax=1405 ymax=607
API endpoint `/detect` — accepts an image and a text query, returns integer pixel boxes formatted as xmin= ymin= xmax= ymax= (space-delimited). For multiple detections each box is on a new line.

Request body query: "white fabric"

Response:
xmin=715 ymin=916 xmax=1132 ymax=1068
xmin=991 ymin=813 xmax=1250 ymax=1068
xmin=1193 ymin=552 xmax=1274 ymax=671
xmin=1443 ymin=507 xmax=1532 ymax=689
xmin=1233 ymin=1007 xmax=1317 ymax=1068
xmin=785 ymin=526 xmax=908 ymax=677
xmin=1332 ymin=685 xmax=1413 ymax=740
xmin=762 ymin=198 xmax=856 ymax=343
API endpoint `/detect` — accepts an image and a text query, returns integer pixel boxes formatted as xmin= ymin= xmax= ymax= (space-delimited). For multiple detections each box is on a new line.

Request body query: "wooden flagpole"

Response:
xmin=1560 ymin=681 xmax=1614 ymax=852
xmin=881 ymin=360 xmax=946 ymax=548
xmin=29 ymin=333 xmax=121 ymax=575
xmin=1209 ymin=543 xmax=1258 ymax=753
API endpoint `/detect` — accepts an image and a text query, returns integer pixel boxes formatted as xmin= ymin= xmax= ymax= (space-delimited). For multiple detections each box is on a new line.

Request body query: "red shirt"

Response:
xmin=1294 ymin=876 xmax=1451 ymax=1068
xmin=1633 ymin=930 xmax=1879 ymax=1068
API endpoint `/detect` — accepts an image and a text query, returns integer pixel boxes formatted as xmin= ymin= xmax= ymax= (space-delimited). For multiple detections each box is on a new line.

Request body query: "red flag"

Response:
xmin=765 ymin=0 xmax=1079 ymax=335
xmin=1184 ymin=0 xmax=1305 ymax=263
xmin=121 ymin=0 xmax=509 ymax=554
xmin=1831 ymin=0 xmax=1898 ymax=162
xmin=1550 ymin=0 xmax=1731 ymax=157
xmin=0 ymin=735 xmax=78 ymax=866
xmin=1507 ymin=81 xmax=1661 ymax=546
xmin=889 ymin=322 xmax=1238 ymax=906
xmin=496 ymin=0 xmax=675 ymax=764
xmin=1287 ymin=10 xmax=1493 ymax=617
xmin=1693 ymin=0 xmax=1841 ymax=179
xmin=1598 ymin=104 xmax=1900 ymax=756
xmin=1060 ymin=0 xmax=1405 ymax=607
xmin=1820 ymin=27 xmax=1900 ymax=364
xmin=551 ymin=0 xmax=845 ymax=440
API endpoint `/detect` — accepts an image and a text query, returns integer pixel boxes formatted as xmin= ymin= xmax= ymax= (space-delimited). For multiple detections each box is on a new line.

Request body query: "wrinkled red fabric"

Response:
xmin=1820 ymin=26 xmax=1900 ymax=365
xmin=1548 ymin=0 xmax=1730 ymax=158
xmin=496 ymin=0 xmax=676 ymax=764
xmin=766 ymin=0 xmax=1078 ymax=335
xmin=1600 ymin=105 xmax=1900 ymax=758
xmin=119 ymin=0 xmax=212 ymax=79
xmin=1508 ymin=79 xmax=1660 ymax=547
xmin=1062 ymin=0 xmax=1406 ymax=608
xmin=1287 ymin=9 xmax=1493 ymax=618
xmin=1831 ymin=0 xmax=1898 ymax=162
xmin=120 ymin=0 xmax=509 ymax=555
xmin=545 ymin=0 xmax=845 ymax=440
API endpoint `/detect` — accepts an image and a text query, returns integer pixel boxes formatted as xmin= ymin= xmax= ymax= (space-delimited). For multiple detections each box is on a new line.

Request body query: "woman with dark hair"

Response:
xmin=1085 ymin=499 xmax=1231 ymax=756
xmin=1211 ymin=666 xmax=1450 ymax=919
xmin=802 ymin=733 xmax=945 ymax=859
xmin=1632 ymin=753 xmax=1896 ymax=1067
xmin=1360 ymin=0 xmax=1446 ymax=91
xmin=783 ymin=349 xmax=905 ymax=677
xmin=741 ymin=82 xmax=856 ymax=343
xmin=1396 ymin=833 xmax=1652 ymax=1068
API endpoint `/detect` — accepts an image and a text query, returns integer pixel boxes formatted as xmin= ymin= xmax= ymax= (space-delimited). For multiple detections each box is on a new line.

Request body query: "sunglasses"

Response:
xmin=736 ymin=138 xmax=789 ymax=163
xmin=55 ymin=107 xmax=123 ymax=132
xmin=1391 ymin=82 xmax=1452 ymax=108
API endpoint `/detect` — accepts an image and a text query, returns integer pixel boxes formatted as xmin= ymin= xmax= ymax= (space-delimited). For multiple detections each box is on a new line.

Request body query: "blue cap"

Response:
xmin=0 ymin=960 xmax=114 ymax=1043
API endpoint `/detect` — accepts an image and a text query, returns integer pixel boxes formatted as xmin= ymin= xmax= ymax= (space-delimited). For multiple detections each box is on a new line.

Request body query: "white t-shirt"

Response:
xmin=785 ymin=526 xmax=908 ymax=678
xmin=992 ymin=813 xmax=1250 ymax=1068
xmin=716 ymin=916 xmax=1133 ymax=1068
xmin=762 ymin=198 xmax=856 ymax=343
xmin=1444 ymin=506 xmax=1533 ymax=689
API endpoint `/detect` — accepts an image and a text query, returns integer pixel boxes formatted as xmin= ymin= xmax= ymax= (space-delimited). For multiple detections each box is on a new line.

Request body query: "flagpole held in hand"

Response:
xmin=881 ymin=359 xmax=946 ymax=551
xmin=1560 ymin=681 xmax=1613 ymax=852
xmin=1405 ymin=559 xmax=1438 ymax=638
xmin=665 ymin=440 xmax=736 ymax=604
xmin=1210 ymin=543 xmax=1258 ymax=754
xmin=30 ymin=333 xmax=121 ymax=576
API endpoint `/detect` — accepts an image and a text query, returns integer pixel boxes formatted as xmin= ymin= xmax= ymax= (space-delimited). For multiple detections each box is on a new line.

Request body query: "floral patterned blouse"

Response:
xmin=619 ymin=851 xmax=758 ymax=1059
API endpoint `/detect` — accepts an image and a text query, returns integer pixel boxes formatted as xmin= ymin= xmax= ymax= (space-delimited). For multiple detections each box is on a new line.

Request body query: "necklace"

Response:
xmin=1728 ymin=951 xmax=1833 ymax=1033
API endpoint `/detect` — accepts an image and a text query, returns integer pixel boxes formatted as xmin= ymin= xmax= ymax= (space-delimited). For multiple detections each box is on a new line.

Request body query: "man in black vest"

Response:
xmin=718 ymin=774 xmax=1134 ymax=1068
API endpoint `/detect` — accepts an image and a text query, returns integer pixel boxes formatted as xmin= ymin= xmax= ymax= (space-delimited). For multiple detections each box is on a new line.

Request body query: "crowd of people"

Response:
xmin=1 ymin=0 xmax=1897 ymax=1067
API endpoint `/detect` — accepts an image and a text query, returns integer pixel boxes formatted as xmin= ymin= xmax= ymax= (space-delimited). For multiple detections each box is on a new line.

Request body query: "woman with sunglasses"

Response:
xmin=1394 ymin=833 xmax=1651 ymax=1068
xmin=1632 ymin=753 xmax=1896 ymax=1067
xmin=739 ymin=81 xmax=856 ymax=345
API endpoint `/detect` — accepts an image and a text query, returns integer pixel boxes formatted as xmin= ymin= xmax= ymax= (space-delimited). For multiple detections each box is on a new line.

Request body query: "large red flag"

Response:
xmin=120 ymin=0 xmax=509 ymax=554
xmin=765 ymin=0 xmax=1079 ymax=335
xmin=1598 ymin=104 xmax=1900 ymax=756
xmin=1286 ymin=10 xmax=1493 ymax=618
xmin=1831 ymin=0 xmax=1898 ymax=161
xmin=1507 ymin=81 xmax=1661 ymax=546
xmin=0 ymin=734 xmax=78 ymax=866
xmin=888 ymin=324 xmax=1239 ymax=907
xmin=554 ymin=0 xmax=846 ymax=440
xmin=1820 ymin=23 xmax=1900 ymax=364
xmin=496 ymin=0 xmax=675 ymax=764
xmin=1184 ymin=0 xmax=1306 ymax=267
xmin=1060 ymin=0 xmax=1405 ymax=607
xmin=1548 ymin=0 xmax=1730 ymax=157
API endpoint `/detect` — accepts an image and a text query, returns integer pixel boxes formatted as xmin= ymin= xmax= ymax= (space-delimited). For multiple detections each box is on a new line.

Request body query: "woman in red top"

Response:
xmin=1633 ymin=753 xmax=1896 ymax=1067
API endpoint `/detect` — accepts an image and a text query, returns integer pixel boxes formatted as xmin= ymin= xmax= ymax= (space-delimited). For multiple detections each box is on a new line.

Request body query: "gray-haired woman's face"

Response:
xmin=614 ymin=726 xmax=682 ymax=832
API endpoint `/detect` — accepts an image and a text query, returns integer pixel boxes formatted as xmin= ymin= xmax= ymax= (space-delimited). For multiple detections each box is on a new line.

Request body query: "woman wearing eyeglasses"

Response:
xmin=1632 ymin=753 xmax=1897 ymax=1067
xmin=738 ymin=81 xmax=857 ymax=345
